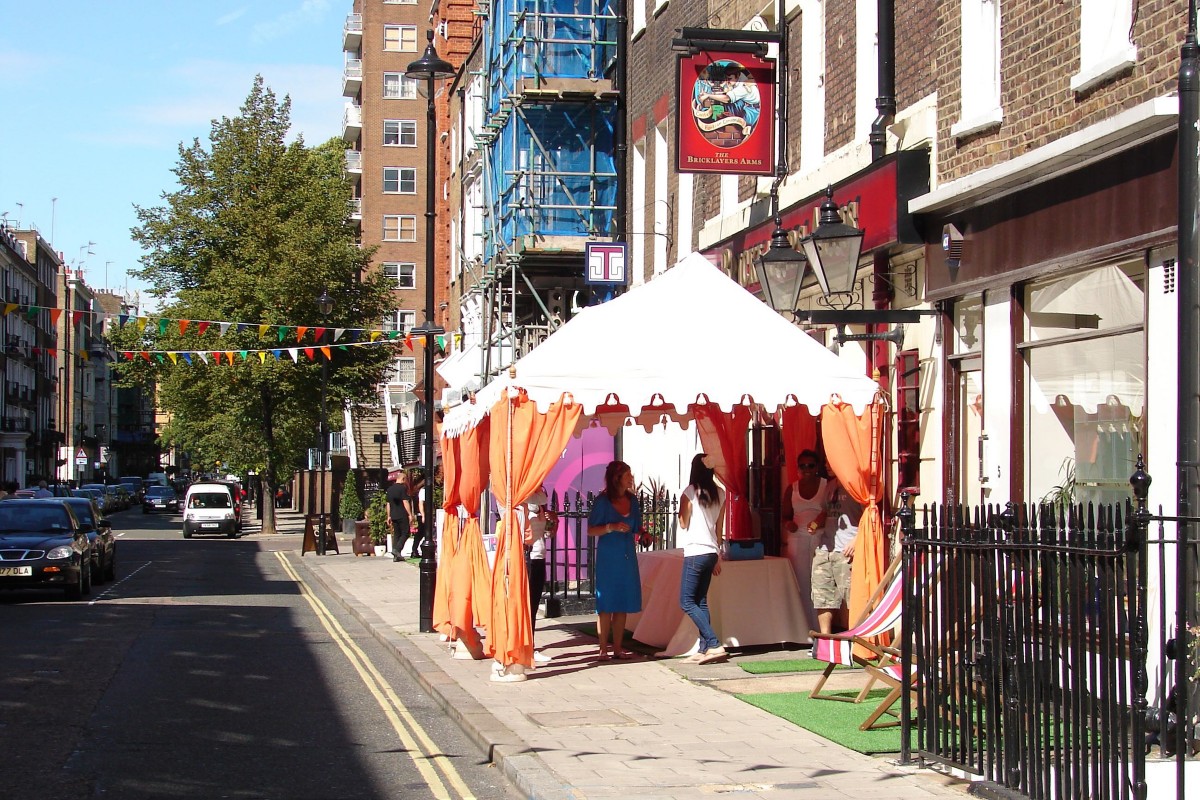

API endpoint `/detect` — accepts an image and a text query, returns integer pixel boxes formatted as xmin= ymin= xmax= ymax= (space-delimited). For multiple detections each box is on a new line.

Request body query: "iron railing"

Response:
xmin=531 ymin=489 xmax=677 ymax=616
xmin=900 ymin=461 xmax=1197 ymax=800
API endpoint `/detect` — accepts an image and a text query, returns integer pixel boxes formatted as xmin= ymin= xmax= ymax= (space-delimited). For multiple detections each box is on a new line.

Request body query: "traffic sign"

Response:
xmin=75 ymin=448 xmax=87 ymax=460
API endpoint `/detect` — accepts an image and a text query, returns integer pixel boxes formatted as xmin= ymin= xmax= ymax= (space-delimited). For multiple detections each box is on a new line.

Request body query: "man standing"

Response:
xmin=385 ymin=473 xmax=412 ymax=562
xmin=32 ymin=480 xmax=53 ymax=498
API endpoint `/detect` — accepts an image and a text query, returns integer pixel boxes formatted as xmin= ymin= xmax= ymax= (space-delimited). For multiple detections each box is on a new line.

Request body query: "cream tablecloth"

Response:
xmin=628 ymin=549 xmax=813 ymax=657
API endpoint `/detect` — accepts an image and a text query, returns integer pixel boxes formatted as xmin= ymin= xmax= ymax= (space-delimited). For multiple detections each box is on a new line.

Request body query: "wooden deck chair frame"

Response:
xmin=858 ymin=645 xmax=915 ymax=730
xmin=808 ymin=553 xmax=904 ymax=703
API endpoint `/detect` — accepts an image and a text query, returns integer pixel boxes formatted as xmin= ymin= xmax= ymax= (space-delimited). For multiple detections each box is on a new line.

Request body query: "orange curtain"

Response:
xmin=487 ymin=390 xmax=582 ymax=667
xmin=820 ymin=397 xmax=886 ymax=630
xmin=780 ymin=404 xmax=819 ymax=487
xmin=451 ymin=418 xmax=492 ymax=644
xmin=693 ymin=403 xmax=752 ymax=540
xmin=431 ymin=433 xmax=461 ymax=637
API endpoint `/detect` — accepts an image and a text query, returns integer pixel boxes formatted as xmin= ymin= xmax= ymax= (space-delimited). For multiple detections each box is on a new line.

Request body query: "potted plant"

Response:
xmin=339 ymin=481 xmax=364 ymax=537
xmin=367 ymin=491 xmax=390 ymax=556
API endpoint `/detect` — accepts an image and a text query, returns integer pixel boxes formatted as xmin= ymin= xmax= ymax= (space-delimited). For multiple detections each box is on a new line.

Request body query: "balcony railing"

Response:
xmin=342 ymin=103 xmax=362 ymax=143
xmin=342 ymin=59 xmax=362 ymax=98
xmin=349 ymin=198 xmax=362 ymax=221
xmin=344 ymin=149 xmax=362 ymax=174
xmin=343 ymin=14 xmax=362 ymax=50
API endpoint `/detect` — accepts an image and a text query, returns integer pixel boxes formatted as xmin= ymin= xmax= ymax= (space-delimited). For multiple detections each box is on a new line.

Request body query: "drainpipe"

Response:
xmin=1175 ymin=1 xmax=1199 ymax=787
xmin=612 ymin=0 xmax=627 ymax=245
xmin=869 ymin=0 xmax=896 ymax=162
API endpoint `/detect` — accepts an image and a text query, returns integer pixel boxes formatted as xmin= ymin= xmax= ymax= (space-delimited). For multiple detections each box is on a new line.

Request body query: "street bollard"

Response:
xmin=418 ymin=536 xmax=436 ymax=632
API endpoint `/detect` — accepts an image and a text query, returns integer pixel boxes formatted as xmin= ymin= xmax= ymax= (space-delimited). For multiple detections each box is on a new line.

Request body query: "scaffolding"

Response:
xmin=464 ymin=0 xmax=619 ymax=385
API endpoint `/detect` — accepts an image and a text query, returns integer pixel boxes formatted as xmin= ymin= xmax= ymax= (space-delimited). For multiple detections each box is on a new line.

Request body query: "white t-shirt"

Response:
xmin=678 ymin=485 xmax=725 ymax=557
xmin=526 ymin=488 xmax=551 ymax=559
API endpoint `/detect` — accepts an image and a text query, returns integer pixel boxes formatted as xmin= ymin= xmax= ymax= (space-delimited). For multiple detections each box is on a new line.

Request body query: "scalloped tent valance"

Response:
xmin=442 ymin=251 xmax=880 ymax=437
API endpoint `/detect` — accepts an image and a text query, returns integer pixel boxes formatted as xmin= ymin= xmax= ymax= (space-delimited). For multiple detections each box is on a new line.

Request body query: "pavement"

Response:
xmin=249 ymin=507 xmax=971 ymax=800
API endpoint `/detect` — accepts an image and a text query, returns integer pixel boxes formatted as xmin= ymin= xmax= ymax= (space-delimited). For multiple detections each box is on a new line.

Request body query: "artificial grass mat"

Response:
xmin=739 ymin=658 xmax=849 ymax=675
xmin=736 ymin=689 xmax=911 ymax=754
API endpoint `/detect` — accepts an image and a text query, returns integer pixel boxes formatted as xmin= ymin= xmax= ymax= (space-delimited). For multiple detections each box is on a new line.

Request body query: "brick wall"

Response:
xmin=934 ymin=0 xmax=1183 ymax=183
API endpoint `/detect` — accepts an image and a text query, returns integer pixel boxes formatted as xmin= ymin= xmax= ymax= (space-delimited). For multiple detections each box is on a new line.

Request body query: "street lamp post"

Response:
xmin=372 ymin=432 xmax=388 ymax=487
xmin=317 ymin=289 xmax=333 ymax=556
xmin=406 ymin=30 xmax=454 ymax=632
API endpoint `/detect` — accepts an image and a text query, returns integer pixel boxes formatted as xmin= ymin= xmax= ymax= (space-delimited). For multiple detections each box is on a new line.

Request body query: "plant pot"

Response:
xmin=373 ymin=545 xmax=387 ymax=557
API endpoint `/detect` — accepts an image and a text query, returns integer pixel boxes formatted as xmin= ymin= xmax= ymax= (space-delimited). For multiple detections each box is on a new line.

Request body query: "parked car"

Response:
xmin=80 ymin=484 xmax=116 ymax=513
xmin=39 ymin=496 xmax=115 ymax=584
xmin=0 ymin=499 xmax=91 ymax=600
xmin=118 ymin=481 xmax=142 ymax=503
xmin=182 ymin=482 xmax=240 ymax=538
xmin=143 ymin=485 xmax=179 ymax=514
xmin=110 ymin=485 xmax=132 ymax=510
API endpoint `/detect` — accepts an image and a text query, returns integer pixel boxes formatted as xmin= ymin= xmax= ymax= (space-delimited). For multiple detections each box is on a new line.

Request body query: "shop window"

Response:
xmin=1021 ymin=262 xmax=1145 ymax=507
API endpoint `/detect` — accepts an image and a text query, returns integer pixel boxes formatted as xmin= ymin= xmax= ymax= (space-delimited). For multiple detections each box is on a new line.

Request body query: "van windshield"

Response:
xmin=189 ymin=493 xmax=231 ymax=509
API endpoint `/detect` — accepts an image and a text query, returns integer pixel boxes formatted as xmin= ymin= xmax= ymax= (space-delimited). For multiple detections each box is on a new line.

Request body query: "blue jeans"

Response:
xmin=679 ymin=553 xmax=720 ymax=652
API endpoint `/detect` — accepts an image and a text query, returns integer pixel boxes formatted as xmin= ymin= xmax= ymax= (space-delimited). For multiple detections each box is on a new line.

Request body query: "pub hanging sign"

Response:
xmin=676 ymin=49 xmax=776 ymax=176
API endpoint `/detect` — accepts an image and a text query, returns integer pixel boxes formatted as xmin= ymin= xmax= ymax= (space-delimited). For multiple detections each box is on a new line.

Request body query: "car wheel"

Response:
xmin=105 ymin=553 xmax=116 ymax=582
xmin=91 ymin=560 xmax=105 ymax=585
xmin=81 ymin=560 xmax=92 ymax=596
xmin=182 ymin=529 xmax=192 ymax=539
xmin=65 ymin=567 xmax=84 ymax=601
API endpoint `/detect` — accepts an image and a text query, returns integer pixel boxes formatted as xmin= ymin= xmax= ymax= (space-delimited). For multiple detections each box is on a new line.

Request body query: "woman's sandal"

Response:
xmin=612 ymin=648 xmax=633 ymax=660
xmin=597 ymin=647 xmax=612 ymax=661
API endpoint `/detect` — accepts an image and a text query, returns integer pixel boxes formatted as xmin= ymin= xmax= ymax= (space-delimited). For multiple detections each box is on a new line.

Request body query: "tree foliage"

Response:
xmin=109 ymin=77 xmax=396 ymax=531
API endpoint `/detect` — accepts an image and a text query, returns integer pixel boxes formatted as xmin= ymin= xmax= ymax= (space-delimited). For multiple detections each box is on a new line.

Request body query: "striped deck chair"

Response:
xmin=859 ymin=645 xmax=918 ymax=730
xmin=808 ymin=555 xmax=904 ymax=702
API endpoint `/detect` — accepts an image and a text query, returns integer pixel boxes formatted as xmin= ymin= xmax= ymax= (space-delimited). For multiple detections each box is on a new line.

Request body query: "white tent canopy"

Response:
xmin=442 ymin=252 xmax=880 ymax=436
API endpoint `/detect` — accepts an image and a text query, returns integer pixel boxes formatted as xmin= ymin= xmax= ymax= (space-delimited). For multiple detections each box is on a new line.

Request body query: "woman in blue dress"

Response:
xmin=587 ymin=460 xmax=642 ymax=660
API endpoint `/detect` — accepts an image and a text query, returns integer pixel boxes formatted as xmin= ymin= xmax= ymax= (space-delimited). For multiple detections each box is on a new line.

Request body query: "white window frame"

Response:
xmin=383 ymin=262 xmax=417 ymax=289
xmin=383 ymin=310 xmax=417 ymax=333
xmin=384 ymin=119 xmax=417 ymax=147
xmin=383 ymin=72 xmax=419 ymax=100
xmin=632 ymin=0 xmax=646 ymax=36
xmin=388 ymin=357 xmax=417 ymax=385
xmin=799 ymin=0 xmax=826 ymax=173
xmin=653 ymin=121 xmax=669 ymax=276
xmin=383 ymin=167 xmax=417 ymax=194
xmin=951 ymin=0 xmax=1003 ymax=139
xmin=1071 ymin=0 xmax=1137 ymax=94
xmin=631 ymin=139 xmax=646 ymax=287
xmin=383 ymin=215 xmax=418 ymax=242
xmin=384 ymin=25 xmax=418 ymax=53
xmin=384 ymin=0 xmax=418 ymax=4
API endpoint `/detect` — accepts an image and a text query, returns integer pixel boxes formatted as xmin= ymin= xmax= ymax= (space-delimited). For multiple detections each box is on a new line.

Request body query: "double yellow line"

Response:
xmin=275 ymin=552 xmax=476 ymax=800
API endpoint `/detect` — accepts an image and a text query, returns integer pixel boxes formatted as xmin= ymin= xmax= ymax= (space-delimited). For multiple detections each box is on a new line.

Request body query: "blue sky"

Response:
xmin=0 ymin=1 xmax=348 ymax=310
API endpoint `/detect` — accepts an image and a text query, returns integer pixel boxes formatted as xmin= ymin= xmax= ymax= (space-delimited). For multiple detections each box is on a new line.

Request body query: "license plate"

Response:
xmin=0 ymin=566 xmax=33 ymax=576
xmin=201 ymin=523 xmax=219 ymax=528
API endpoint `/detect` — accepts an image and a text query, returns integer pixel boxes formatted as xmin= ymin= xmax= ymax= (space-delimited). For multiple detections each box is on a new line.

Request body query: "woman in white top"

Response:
xmin=676 ymin=454 xmax=728 ymax=664
xmin=524 ymin=485 xmax=557 ymax=662
xmin=781 ymin=450 xmax=827 ymax=625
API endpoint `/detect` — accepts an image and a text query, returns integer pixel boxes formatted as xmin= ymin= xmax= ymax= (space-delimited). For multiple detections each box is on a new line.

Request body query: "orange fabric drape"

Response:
xmin=821 ymin=397 xmax=887 ymax=634
xmin=431 ymin=433 xmax=461 ymax=637
xmin=693 ymin=403 xmax=752 ymax=540
xmin=487 ymin=390 xmax=582 ymax=667
xmin=451 ymin=418 xmax=492 ymax=641
xmin=780 ymin=404 xmax=819 ymax=487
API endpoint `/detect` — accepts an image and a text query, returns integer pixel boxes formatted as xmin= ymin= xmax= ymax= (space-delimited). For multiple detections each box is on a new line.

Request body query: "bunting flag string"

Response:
xmin=116 ymin=337 xmax=408 ymax=364
xmin=0 ymin=301 xmax=417 ymax=345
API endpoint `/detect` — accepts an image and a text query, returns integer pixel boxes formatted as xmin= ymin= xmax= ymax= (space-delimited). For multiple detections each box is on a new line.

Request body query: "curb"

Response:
xmin=296 ymin=557 xmax=575 ymax=800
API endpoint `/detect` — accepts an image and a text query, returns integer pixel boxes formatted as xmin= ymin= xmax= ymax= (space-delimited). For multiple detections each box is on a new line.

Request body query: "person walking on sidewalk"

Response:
xmin=677 ymin=453 xmax=728 ymax=664
xmin=524 ymin=484 xmax=557 ymax=664
xmin=587 ymin=460 xmax=642 ymax=660
xmin=385 ymin=473 xmax=413 ymax=562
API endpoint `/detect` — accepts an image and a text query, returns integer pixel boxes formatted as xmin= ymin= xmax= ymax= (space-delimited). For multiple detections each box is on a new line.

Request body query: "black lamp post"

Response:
xmin=406 ymin=30 xmax=454 ymax=632
xmin=317 ymin=288 xmax=333 ymax=556
xmin=372 ymin=432 xmax=388 ymax=486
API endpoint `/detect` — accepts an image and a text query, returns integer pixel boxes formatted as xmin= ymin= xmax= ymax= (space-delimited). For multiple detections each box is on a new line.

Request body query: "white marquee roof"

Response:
xmin=442 ymin=252 xmax=880 ymax=436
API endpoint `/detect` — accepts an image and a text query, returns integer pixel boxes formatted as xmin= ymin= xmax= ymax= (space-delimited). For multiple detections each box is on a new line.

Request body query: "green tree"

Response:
xmin=110 ymin=77 xmax=396 ymax=534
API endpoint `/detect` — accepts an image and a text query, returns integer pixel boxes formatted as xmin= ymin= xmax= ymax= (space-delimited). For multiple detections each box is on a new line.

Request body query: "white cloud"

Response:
xmin=216 ymin=8 xmax=249 ymax=26
xmin=251 ymin=0 xmax=334 ymax=44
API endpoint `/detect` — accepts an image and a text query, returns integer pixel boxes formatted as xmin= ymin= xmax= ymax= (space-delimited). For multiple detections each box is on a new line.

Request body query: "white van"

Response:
xmin=182 ymin=482 xmax=239 ymax=538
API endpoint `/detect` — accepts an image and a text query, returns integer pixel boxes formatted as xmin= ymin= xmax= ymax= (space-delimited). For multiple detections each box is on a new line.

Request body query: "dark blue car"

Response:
xmin=0 ymin=500 xmax=91 ymax=600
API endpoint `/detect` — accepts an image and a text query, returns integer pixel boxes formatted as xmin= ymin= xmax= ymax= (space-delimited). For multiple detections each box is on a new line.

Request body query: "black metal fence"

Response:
xmin=537 ymin=490 xmax=678 ymax=616
xmin=900 ymin=466 xmax=1197 ymax=800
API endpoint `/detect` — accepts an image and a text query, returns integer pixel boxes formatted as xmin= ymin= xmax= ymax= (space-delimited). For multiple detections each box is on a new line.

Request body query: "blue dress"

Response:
xmin=589 ymin=494 xmax=642 ymax=613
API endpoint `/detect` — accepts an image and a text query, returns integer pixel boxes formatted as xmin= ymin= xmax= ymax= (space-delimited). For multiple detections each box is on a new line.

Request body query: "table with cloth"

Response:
xmin=628 ymin=549 xmax=813 ymax=657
